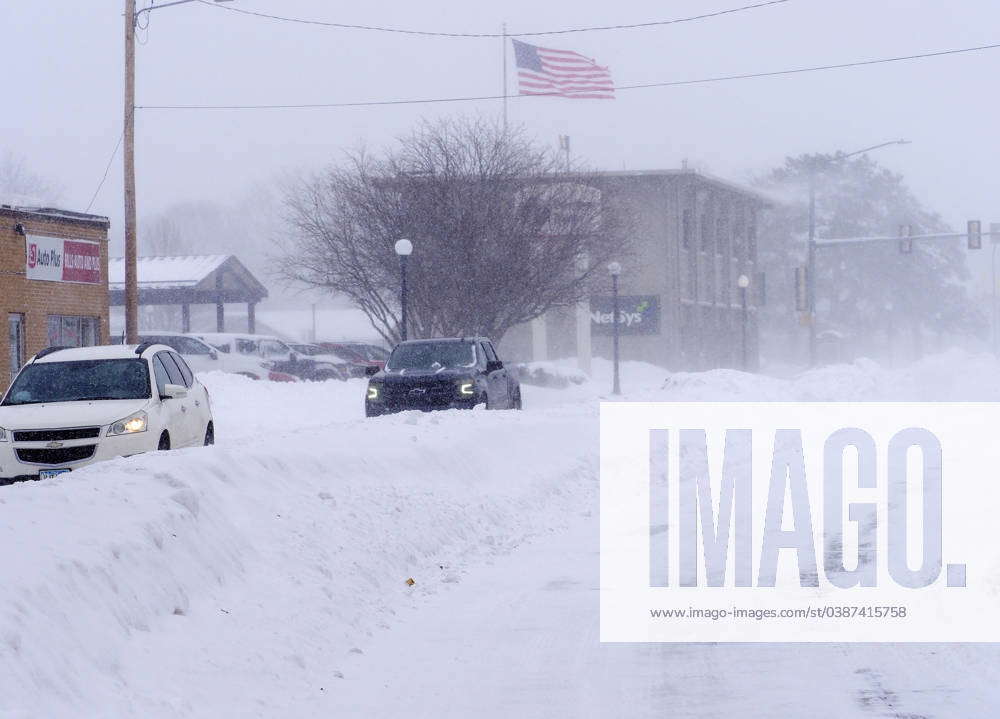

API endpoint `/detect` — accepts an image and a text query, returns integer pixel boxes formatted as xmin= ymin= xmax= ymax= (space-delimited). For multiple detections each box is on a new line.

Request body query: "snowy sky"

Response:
xmin=3 ymin=0 xmax=999 ymax=242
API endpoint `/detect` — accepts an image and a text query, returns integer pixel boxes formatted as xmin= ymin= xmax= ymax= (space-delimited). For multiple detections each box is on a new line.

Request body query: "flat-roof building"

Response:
xmin=0 ymin=205 xmax=111 ymax=385
xmin=501 ymin=168 xmax=770 ymax=371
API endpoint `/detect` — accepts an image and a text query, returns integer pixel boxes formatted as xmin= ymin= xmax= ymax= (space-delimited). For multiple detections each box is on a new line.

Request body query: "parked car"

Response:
xmin=0 ymin=343 xmax=215 ymax=483
xmin=124 ymin=331 xmax=273 ymax=380
xmin=365 ymin=337 xmax=521 ymax=417
xmin=318 ymin=341 xmax=390 ymax=377
xmin=195 ymin=333 xmax=342 ymax=382
xmin=288 ymin=343 xmax=351 ymax=381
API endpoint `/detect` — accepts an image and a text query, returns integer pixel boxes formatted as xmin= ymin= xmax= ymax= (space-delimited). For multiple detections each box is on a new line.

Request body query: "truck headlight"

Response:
xmin=367 ymin=384 xmax=380 ymax=400
xmin=108 ymin=411 xmax=148 ymax=436
xmin=459 ymin=380 xmax=475 ymax=396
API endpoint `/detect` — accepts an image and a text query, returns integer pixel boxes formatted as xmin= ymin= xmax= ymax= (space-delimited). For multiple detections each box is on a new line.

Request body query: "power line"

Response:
xmin=86 ymin=131 xmax=124 ymax=212
xmin=136 ymin=40 xmax=1000 ymax=111
xmin=193 ymin=0 xmax=792 ymax=38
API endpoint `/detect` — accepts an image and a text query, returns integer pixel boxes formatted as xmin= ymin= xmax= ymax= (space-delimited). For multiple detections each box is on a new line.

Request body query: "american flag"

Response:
xmin=512 ymin=39 xmax=615 ymax=100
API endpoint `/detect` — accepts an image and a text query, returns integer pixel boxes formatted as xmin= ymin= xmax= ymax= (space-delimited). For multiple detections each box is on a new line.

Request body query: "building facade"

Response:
xmin=0 ymin=206 xmax=111 ymax=384
xmin=501 ymin=169 xmax=769 ymax=371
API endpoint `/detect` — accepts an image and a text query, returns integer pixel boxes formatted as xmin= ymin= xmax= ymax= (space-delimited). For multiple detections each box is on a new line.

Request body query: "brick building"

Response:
xmin=501 ymin=169 xmax=770 ymax=371
xmin=0 ymin=205 xmax=111 ymax=384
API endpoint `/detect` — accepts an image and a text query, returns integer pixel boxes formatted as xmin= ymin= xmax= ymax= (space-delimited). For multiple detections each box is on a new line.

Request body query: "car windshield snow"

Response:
xmin=386 ymin=342 xmax=476 ymax=371
xmin=2 ymin=359 xmax=151 ymax=406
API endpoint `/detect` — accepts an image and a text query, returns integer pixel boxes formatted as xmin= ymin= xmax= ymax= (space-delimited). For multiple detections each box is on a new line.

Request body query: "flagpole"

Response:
xmin=502 ymin=22 xmax=508 ymax=133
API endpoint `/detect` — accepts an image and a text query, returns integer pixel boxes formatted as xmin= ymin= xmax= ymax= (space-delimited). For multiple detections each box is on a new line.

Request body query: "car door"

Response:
xmin=169 ymin=351 xmax=211 ymax=443
xmin=156 ymin=351 xmax=196 ymax=446
xmin=480 ymin=341 xmax=510 ymax=408
xmin=151 ymin=354 xmax=186 ymax=448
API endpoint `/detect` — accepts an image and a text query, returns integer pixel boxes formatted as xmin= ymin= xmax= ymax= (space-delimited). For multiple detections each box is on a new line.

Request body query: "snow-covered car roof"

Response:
xmin=196 ymin=332 xmax=289 ymax=344
xmin=31 ymin=344 xmax=164 ymax=364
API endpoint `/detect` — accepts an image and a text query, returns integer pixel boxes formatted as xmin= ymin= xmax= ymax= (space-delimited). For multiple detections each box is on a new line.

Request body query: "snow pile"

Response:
xmin=0 ymin=398 xmax=596 ymax=718
xmin=514 ymin=361 xmax=588 ymax=388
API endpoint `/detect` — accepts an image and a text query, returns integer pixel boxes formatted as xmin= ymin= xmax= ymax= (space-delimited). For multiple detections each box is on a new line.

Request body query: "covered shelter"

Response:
xmin=108 ymin=255 xmax=268 ymax=332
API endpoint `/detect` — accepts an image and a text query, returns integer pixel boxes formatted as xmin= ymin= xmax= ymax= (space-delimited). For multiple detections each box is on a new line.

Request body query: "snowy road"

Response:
xmin=2 ymin=354 xmax=1000 ymax=717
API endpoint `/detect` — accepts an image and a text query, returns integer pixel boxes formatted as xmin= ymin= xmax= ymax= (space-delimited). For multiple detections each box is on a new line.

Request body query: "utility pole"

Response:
xmin=805 ymin=140 xmax=910 ymax=367
xmin=807 ymin=170 xmax=816 ymax=366
xmin=124 ymin=0 xmax=138 ymax=344
xmin=992 ymin=223 xmax=1000 ymax=356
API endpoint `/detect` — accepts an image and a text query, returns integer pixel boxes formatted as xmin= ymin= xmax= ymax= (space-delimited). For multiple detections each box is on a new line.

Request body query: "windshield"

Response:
xmin=386 ymin=342 xmax=476 ymax=371
xmin=3 ymin=359 xmax=151 ymax=406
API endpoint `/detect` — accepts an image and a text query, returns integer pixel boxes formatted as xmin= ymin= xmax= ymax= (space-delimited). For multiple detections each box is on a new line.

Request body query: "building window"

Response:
xmin=47 ymin=315 xmax=99 ymax=348
xmin=700 ymin=211 xmax=712 ymax=251
xmin=716 ymin=216 xmax=729 ymax=255
xmin=748 ymin=210 xmax=758 ymax=262
xmin=8 ymin=314 xmax=24 ymax=382
xmin=681 ymin=209 xmax=693 ymax=249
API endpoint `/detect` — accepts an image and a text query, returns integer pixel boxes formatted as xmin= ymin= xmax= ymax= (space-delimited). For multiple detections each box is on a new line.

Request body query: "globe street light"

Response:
xmin=395 ymin=239 xmax=413 ymax=341
xmin=737 ymin=274 xmax=750 ymax=371
xmin=608 ymin=262 xmax=622 ymax=395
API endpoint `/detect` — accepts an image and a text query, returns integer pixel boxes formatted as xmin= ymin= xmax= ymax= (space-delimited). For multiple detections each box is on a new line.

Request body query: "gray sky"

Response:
xmin=3 ymin=0 xmax=999 ymax=241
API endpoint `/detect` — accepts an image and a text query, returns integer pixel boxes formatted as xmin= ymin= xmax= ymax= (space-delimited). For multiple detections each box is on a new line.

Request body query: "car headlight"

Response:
xmin=367 ymin=384 xmax=380 ymax=400
xmin=108 ymin=410 xmax=148 ymax=436
xmin=459 ymin=380 xmax=475 ymax=396
xmin=0 ymin=427 xmax=7 ymax=442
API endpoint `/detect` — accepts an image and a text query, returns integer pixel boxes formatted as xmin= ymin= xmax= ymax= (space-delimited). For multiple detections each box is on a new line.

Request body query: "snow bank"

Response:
xmin=0 ymin=397 xmax=596 ymax=718
xmin=3 ymin=349 xmax=999 ymax=716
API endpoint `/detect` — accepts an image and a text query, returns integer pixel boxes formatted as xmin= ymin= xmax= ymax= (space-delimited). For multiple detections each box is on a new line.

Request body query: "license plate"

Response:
xmin=39 ymin=469 xmax=71 ymax=480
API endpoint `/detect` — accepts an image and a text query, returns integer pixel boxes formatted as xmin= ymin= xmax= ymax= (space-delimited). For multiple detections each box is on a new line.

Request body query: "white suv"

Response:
xmin=0 ymin=344 xmax=214 ymax=482
xmin=134 ymin=331 xmax=272 ymax=380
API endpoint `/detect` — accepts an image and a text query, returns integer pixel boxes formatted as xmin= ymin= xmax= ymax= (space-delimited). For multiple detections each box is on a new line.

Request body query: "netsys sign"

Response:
xmin=26 ymin=235 xmax=101 ymax=284
xmin=590 ymin=295 xmax=660 ymax=335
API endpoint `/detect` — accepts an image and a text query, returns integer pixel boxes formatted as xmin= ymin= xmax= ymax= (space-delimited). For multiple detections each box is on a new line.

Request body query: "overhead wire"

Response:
xmin=192 ymin=0 xmax=792 ymax=38
xmin=136 ymin=41 xmax=1000 ymax=111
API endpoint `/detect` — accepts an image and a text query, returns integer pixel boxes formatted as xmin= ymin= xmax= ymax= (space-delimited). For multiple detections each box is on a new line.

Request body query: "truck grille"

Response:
xmin=16 ymin=445 xmax=97 ymax=465
xmin=13 ymin=427 xmax=102 ymax=442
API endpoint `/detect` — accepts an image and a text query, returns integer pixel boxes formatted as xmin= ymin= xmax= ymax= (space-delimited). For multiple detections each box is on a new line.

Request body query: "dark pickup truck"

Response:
xmin=365 ymin=337 xmax=522 ymax=417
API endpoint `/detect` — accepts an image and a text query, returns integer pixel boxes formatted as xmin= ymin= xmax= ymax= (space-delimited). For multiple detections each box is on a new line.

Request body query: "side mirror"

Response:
xmin=364 ymin=365 xmax=380 ymax=377
xmin=162 ymin=383 xmax=188 ymax=400
xmin=209 ymin=350 xmax=218 ymax=361
xmin=486 ymin=360 xmax=504 ymax=373
xmin=290 ymin=352 xmax=299 ymax=363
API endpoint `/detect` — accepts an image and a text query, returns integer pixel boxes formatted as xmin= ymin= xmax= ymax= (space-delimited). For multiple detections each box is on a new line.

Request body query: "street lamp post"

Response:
xmin=806 ymin=139 xmax=910 ymax=366
xmin=122 ymin=0 xmax=235 ymax=343
xmin=395 ymin=239 xmax=413 ymax=341
xmin=737 ymin=274 xmax=750 ymax=371
xmin=608 ymin=262 xmax=622 ymax=395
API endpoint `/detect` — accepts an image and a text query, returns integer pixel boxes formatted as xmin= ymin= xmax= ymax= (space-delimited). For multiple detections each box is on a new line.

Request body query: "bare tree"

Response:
xmin=277 ymin=117 xmax=627 ymax=343
xmin=0 ymin=151 xmax=61 ymax=206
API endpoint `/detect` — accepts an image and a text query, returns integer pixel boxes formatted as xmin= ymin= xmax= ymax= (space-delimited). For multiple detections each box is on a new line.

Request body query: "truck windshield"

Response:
xmin=386 ymin=342 xmax=476 ymax=371
xmin=3 ymin=359 xmax=151 ymax=406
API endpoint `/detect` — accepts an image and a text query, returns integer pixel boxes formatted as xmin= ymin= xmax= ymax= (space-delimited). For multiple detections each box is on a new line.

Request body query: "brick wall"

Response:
xmin=0 ymin=210 xmax=110 ymax=386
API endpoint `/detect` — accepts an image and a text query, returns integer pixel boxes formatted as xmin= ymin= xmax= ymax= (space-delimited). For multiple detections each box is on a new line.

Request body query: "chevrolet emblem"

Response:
xmin=45 ymin=441 xmax=64 ymax=449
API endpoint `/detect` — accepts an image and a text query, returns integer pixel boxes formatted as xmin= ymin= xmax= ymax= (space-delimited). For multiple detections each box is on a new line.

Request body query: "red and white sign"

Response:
xmin=25 ymin=235 xmax=101 ymax=284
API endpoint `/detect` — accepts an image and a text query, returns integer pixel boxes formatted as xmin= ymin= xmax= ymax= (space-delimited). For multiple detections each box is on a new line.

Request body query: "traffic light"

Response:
xmin=898 ymin=224 xmax=913 ymax=254
xmin=968 ymin=220 xmax=982 ymax=250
